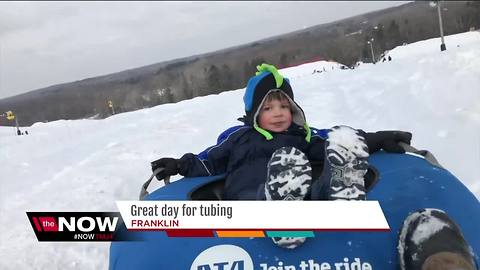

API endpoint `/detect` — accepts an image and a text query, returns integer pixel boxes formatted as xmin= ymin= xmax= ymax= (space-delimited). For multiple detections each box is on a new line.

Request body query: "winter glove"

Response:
xmin=363 ymin=130 xmax=412 ymax=153
xmin=150 ymin=157 xmax=180 ymax=180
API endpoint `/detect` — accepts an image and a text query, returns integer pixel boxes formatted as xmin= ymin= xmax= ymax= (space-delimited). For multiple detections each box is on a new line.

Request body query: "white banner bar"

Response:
xmin=116 ymin=201 xmax=389 ymax=230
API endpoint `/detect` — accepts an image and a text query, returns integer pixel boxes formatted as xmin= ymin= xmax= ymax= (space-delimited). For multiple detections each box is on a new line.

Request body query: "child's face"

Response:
xmin=258 ymin=98 xmax=292 ymax=132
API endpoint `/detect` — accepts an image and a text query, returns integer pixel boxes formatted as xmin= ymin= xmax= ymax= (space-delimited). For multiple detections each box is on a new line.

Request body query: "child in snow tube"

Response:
xmin=150 ymin=63 xmax=411 ymax=248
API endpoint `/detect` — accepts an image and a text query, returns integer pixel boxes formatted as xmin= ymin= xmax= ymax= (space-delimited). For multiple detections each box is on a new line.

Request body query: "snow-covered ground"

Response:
xmin=1 ymin=31 xmax=479 ymax=269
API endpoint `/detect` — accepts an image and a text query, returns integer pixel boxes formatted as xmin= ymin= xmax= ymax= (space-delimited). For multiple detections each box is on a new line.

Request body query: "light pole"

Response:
xmin=430 ymin=1 xmax=447 ymax=51
xmin=367 ymin=38 xmax=376 ymax=63
xmin=108 ymin=100 xmax=115 ymax=115
xmin=5 ymin=110 xmax=20 ymax=135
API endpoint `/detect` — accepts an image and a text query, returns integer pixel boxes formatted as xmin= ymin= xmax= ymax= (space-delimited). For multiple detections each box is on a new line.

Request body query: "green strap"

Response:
xmin=304 ymin=122 xmax=311 ymax=143
xmin=255 ymin=63 xmax=284 ymax=88
xmin=254 ymin=123 xmax=311 ymax=143
xmin=254 ymin=124 xmax=273 ymax=140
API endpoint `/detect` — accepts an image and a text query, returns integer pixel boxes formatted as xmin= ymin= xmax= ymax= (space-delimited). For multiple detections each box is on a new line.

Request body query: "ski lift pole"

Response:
xmin=430 ymin=1 xmax=447 ymax=51
xmin=437 ymin=1 xmax=446 ymax=51
xmin=15 ymin=117 xmax=20 ymax=135
xmin=367 ymin=38 xmax=376 ymax=63
xmin=5 ymin=111 xmax=18 ymax=135
xmin=108 ymin=100 xmax=115 ymax=115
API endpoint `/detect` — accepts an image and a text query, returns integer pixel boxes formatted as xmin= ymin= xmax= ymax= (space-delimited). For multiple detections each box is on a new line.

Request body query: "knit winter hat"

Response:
xmin=243 ymin=63 xmax=310 ymax=141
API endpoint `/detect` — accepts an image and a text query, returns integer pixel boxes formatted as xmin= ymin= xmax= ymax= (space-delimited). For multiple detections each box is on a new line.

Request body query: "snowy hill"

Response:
xmin=0 ymin=31 xmax=479 ymax=269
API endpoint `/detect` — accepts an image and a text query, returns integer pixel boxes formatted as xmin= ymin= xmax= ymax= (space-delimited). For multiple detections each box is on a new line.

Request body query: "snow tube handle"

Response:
xmin=398 ymin=142 xmax=443 ymax=168
xmin=139 ymin=168 xmax=171 ymax=200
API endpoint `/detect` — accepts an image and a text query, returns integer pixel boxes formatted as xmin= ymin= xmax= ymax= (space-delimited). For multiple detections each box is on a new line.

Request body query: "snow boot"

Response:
xmin=270 ymin=236 xmax=307 ymax=250
xmin=324 ymin=125 xmax=369 ymax=200
xmin=265 ymin=146 xmax=312 ymax=201
xmin=265 ymin=146 xmax=312 ymax=249
xmin=398 ymin=208 xmax=477 ymax=270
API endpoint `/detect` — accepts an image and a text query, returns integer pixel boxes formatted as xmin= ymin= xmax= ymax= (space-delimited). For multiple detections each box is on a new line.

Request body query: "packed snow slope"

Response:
xmin=0 ymin=31 xmax=479 ymax=269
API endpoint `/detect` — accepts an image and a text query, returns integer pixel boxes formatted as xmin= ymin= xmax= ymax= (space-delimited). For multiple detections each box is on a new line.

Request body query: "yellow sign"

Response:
xmin=6 ymin=111 xmax=15 ymax=120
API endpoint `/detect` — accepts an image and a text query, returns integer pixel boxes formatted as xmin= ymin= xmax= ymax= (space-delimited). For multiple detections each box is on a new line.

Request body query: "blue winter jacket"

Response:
xmin=178 ymin=124 xmax=329 ymax=200
xmin=176 ymin=67 xmax=330 ymax=200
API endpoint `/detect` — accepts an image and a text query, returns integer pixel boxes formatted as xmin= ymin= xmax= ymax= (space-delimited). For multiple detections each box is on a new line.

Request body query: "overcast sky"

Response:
xmin=0 ymin=1 xmax=409 ymax=99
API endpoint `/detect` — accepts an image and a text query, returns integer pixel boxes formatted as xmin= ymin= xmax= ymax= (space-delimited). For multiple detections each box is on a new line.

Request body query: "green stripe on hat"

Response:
xmin=255 ymin=63 xmax=284 ymax=88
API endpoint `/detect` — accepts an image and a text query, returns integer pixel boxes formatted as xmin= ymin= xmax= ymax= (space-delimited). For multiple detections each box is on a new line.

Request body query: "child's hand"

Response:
xmin=150 ymin=158 xmax=179 ymax=180
xmin=364 ymin=131 xmax=412 ymax=153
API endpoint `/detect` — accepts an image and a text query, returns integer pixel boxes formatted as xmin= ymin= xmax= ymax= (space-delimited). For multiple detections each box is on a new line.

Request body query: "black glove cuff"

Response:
xmin=358 ymin=130 xmax=381 ymax=154
xmin=177 ymin=154 xmax=193 ymax=176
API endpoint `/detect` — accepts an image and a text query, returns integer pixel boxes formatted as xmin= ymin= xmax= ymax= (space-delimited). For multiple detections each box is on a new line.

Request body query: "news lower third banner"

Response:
xmin=26 ymin=212 xmax=130 ymax=242
xmin=27 ymin=201 xmax=389 ymax=241
xmin=117 ymin=201 xmax=389 ymax=233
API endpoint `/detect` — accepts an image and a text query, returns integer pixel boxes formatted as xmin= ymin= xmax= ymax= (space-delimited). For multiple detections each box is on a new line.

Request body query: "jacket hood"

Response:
xmin=242 ymin=64 xmax=310 ymax=141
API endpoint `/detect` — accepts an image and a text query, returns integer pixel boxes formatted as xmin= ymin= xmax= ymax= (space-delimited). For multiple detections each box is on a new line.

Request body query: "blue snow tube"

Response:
xmin=109 ymin=146 xmax=480 ymax=270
